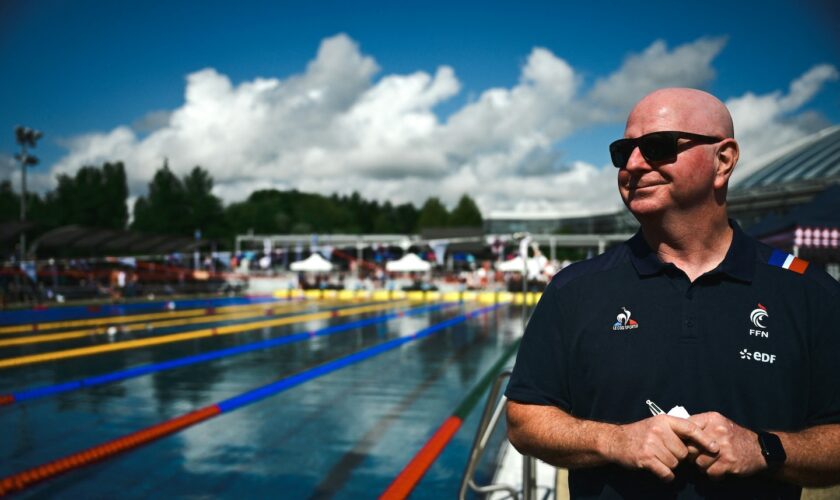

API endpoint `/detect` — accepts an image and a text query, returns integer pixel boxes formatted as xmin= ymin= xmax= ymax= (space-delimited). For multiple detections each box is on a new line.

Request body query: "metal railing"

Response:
xmin=459 ymin=370 xmax=539 ymax=500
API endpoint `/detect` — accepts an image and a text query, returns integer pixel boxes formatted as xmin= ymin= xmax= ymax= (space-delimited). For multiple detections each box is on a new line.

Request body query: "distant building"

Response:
xmin=485 ymin=210 xmax=637 ymax=235
xmin=728 ymin=125 xmax=840 ymax=227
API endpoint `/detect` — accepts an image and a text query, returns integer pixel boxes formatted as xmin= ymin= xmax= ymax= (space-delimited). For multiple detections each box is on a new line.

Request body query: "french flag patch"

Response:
xmin=769 ymin=249 xmax=809 ymax=274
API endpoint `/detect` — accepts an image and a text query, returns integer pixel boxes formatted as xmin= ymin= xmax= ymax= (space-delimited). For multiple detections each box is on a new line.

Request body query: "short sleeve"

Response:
xmin=806 ymin=277 xmax=840 ymax=426
xmin=504 ymin=281 xmax=570 ymax=410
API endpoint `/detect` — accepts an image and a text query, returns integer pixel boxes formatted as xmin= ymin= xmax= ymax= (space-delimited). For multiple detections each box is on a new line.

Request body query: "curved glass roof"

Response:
xmin=733 ymin=126 xmax=840 ymax=190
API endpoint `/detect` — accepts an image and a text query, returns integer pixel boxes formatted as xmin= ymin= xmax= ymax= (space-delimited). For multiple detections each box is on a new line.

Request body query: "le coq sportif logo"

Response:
xmin=612 ymin=306 xmax=639 ymax=332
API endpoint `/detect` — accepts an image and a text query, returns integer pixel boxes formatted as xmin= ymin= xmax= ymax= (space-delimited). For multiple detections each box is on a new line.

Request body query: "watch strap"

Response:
xmin=756 ymin=431 xmax=786 ymax=470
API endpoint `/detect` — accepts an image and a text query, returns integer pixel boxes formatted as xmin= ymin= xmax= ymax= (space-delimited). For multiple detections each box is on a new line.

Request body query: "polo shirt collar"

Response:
xmin=627 ymin=219 xmax=755 ymax=282
xmin=627 ymin=231 xmax=665 ymax=276
xmin=716 ymin=220 xmax=755 ymax=282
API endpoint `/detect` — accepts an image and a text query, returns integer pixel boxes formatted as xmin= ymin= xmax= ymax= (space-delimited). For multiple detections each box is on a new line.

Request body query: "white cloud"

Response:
xmin=45 ymin=34 xmax=836 ymax=219
xmin=727 ymin=64 xmax=839 ymax=176
xmin=1 ymin=152 xmax=66 ymax=194
xmin=442 ymin=47 xmax=579 ymax=160
xmin=587 ymin=37 xmax=727 ymax=120
xmin=0 ymin=154 xmax=16 ymax=179
xmin=132 ymin=110 xmax=172 ymax=133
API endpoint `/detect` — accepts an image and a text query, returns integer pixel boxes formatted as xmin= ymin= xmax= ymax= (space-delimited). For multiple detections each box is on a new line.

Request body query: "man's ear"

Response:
xmin=714 ymin=139 xmax=739 ymax=190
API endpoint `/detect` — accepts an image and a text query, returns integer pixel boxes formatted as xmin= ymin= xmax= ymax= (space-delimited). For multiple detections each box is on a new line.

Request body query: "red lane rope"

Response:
xmin=0 ymin=405 xmax=221 ymax=496
xmin=380 ymin=416 xmax=463 ymax=499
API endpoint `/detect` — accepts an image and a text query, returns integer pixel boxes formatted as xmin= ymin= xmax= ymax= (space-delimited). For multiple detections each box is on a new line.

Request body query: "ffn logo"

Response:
xmin=749 ymin=303 xmax=770 ymax=338
xmin=750 ymin=304 xmax=768 ymax=328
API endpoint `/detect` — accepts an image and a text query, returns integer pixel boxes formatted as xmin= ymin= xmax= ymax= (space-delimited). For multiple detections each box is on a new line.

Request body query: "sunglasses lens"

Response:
xmin=609 ymin=140 xmax=634 ymax=168
xmin=639 ymin=133 xmax=678 ymax=163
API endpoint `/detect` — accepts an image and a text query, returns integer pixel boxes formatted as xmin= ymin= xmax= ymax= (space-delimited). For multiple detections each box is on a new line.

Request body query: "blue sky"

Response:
xmin=1 ymin=0 xmax=838 ymax=215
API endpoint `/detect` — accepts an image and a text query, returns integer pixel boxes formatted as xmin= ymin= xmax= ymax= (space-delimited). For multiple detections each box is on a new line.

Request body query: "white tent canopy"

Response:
xmin=497 ymin=255 xmax=548 ymax=279
xmin=290 ymin=253 xmax=333 ymax=272
xmin=497 ymin=256 xmax=526 ymax=272
xmin=386 ymin=253 xmax=432 ymax=272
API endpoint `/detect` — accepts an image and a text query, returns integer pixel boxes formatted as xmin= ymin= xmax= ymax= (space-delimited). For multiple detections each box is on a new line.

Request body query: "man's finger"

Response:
xmin=661 ymin=429 xmax=690 ymax=462
xmin=669 ymin=417 xmax=720 ymax=454
xmin=688 ymin=413 xmax=711 ymax=427
xmin=694 ymin=452 xmax=719 ymax=470
xmin=704 ymin=461 xmax=728 ymax=480
xmin=652 ymin=443 xmax=680 ymax=470
xmin=645 ymin=458 xmax=676 ymax=482
xmin=686 ymin=444 xmax=700 ymax=461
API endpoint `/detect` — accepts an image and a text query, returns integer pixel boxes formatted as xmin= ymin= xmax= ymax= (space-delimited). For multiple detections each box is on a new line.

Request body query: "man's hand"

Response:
xmin=607 ymin=415 xmax=720 ymax=482
xmin=688 ymin=412 xmax=766 ymax=478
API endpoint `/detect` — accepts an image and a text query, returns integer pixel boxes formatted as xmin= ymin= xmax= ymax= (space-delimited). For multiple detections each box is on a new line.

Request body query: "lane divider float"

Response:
xmin=0 ymin=299 xmax=341 ymax=348
xmin=0 ymin=302 xmax=456 ymax=406
xmin=0 ymin=296 xmax=285 ymax=335
xmin=381 ymin=337 xmax=521 ymax=499
xmin=0 ymin=300 xmax=408 ymax=369
xmin=0 ymin=304 xmax=500 ymax=496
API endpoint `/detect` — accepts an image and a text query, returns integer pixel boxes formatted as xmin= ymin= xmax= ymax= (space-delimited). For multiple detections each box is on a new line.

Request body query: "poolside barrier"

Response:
xmin=272 ymin=289 xmax=541 ymax=306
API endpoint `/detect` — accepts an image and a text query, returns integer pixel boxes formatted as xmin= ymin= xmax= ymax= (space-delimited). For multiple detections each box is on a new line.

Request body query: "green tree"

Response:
xmin=0 ymin=181 xmax=19 ymax=222
xmin=46 ymin=161 xmax=128 ymax=229
xmin=132 ymin=161 xmax=188 ymax=234
xmin=416 ymin=197 xmax=449 ymax=230
xmin=448 ymin=194 xmax=483 ymax=227
xmin=293 ymin=190 xmax=348 ymax=232
xmin=372 ymin=201 xmax=398 ymax=233
xmin=182 ymin=167 xmax=227 ymax=239
xmin=394 ymin=203 xmax=418 ymax=233
xmin=225 ymin=189 xmax=303 ymax=236
xmin=224 ymin=189 xmax=422 ymax=238
xmin=132 ymin=162 xmax=229 ymax=240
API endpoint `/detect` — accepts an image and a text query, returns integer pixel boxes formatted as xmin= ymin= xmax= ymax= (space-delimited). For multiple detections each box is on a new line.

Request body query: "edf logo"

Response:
xmin=740 ymin=349 xmax=776 ymax=364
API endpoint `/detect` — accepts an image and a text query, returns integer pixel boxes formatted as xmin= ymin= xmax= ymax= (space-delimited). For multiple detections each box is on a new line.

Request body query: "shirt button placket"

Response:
xmin=682 ymin=287 xmax=698 ymax=340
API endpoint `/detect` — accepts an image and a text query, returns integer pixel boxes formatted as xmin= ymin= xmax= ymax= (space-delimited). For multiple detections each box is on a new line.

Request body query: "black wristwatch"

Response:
xmin=757 ymin=431 xmax=786 ymax=471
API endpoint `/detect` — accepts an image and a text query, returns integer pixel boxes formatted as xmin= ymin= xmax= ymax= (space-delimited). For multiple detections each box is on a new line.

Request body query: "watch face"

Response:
xmin=758 ymin=432 xmax=786 ymax=466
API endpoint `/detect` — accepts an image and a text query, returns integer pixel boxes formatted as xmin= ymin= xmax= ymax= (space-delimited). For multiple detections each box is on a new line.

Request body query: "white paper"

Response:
xmin=667 ymin=405 xmax=690 ymax=419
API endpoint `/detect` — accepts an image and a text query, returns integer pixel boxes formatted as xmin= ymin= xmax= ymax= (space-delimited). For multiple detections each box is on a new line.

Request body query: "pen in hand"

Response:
xmin=646 ymin=399 xmax=665 ymax=416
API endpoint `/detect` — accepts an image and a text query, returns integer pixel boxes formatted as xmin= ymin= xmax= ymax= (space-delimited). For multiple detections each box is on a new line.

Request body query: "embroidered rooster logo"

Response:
xmin=750 ymin=304 xmax=768 ymax=328
xmin=612 ymin=306 xmax=639 ymax=331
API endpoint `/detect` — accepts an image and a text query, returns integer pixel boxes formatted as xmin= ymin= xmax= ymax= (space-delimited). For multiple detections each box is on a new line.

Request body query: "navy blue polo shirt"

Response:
xmin=506 ymin=221 xmax=840 ymax=499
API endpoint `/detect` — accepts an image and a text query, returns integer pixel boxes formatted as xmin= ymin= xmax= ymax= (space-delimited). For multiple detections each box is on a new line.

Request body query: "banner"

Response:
xmin=20 ymin=262 xmax=36 ymax=283
xmin=430 ymin=241 xmax=448 ymax=265
xmin=320 ymin=245 xmax=334 ymax=260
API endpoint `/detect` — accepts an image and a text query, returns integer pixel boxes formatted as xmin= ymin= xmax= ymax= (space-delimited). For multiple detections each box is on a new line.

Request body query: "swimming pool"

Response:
xmin=0 ymin=296 xmax=525 ymax=498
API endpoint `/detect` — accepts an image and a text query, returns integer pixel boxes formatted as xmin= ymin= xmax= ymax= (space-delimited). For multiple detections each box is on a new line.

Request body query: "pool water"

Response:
xmin=0 ymin=298 xmax=525 ymax=498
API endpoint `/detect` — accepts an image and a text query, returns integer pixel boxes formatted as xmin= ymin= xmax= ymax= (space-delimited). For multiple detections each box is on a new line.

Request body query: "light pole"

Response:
xmin=14 ymin=126 xmax=42 ymax=261
xmin=514 ymin=232 xmax=531 ymax=332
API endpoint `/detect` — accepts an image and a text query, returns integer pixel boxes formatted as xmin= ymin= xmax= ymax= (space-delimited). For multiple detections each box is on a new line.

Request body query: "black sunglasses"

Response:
xmin=609 ymin=131 xmax=725 ymax=169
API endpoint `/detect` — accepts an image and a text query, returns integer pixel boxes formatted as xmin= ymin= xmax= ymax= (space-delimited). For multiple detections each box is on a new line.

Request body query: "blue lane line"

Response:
xmin=217 ymin=304 xmax=501 ymax=413
xmin=8 ymin=302 xmax=458 ymax=403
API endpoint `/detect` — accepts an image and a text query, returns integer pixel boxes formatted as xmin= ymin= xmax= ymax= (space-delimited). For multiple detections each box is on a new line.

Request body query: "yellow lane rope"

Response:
xmin=0 ymin=300 xmax=334 ymax=348
xmin=0 ymin=300 xmax=408 ymax=369
xmin=0 ymin=300 xmax=316 ymax=341
xmin=0 ymin=299 xmax=303 ymax=335
xmin=1 ymin=290 xmax=545 ymax=335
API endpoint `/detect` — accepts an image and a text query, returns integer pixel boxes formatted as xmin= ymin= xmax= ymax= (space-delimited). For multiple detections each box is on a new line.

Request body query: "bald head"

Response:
xmin=626 ymin=88 xmax=734 ymax=139
xmin=618 ymin=87 xmax=740 ymax=220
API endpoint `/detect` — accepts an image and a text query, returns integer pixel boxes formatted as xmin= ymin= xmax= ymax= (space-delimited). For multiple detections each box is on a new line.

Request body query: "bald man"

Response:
xmin=505 ymin=88 xmax=840 ymax=499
